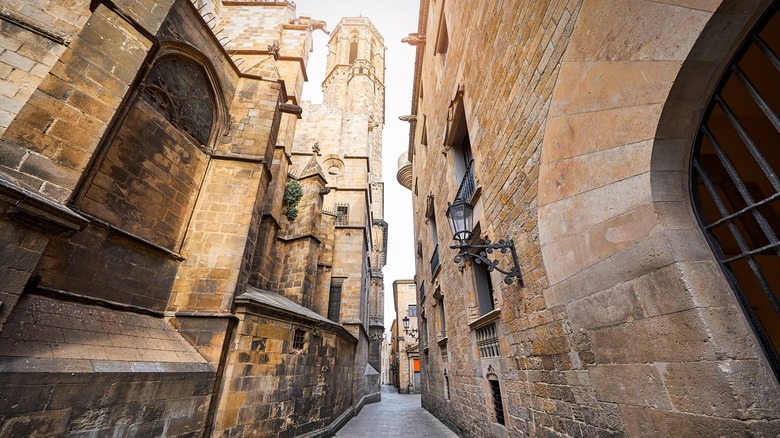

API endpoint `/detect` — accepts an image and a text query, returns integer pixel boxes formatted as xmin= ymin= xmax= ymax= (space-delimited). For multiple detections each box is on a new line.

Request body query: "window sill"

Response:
xmin=437 ymin=336 xmax=448 ymax=347
xmin=468 ymin=308 xmax=501 ymax=331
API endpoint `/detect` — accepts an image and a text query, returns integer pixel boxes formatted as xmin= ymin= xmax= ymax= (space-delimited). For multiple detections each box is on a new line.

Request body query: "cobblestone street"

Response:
xmin=334 ymin=386 xmax=458 ymax=437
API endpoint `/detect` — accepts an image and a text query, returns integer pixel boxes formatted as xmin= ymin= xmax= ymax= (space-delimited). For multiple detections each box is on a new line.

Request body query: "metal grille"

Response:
xmin=476 ymin=323 xmax=500 ymax=358
xmin=293 ymin=329 xmax=305 ymax=350
xmin=335 ymin=204 xmax=349 ymax=225
xmin=691 ymin=3 xmax=780 ymax=377
xmin=455 ymin=160 xmax=476 ymax=202
xmin=489 ymin=380 xmax=505 ymax=426
xmin=327 ymin=281 xmax=342 ymax=322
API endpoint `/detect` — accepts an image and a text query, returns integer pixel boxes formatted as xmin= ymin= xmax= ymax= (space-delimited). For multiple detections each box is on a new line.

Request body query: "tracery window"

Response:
xmin=141 ymin=57 xmax=215 ymax=145
xmin=691 ymin=4 xmax=780 ymax=376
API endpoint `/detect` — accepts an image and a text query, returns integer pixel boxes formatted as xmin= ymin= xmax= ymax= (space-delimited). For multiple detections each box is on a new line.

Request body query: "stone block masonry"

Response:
xmin=406 ymin=0 xmax=780 ymax=437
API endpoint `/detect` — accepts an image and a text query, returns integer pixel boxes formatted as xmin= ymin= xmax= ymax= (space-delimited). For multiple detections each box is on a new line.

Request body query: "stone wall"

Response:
xmin=409 ymin=0 xmax=780 ymax=437
xmin=213 ymin=294 xmax=357 ymax=437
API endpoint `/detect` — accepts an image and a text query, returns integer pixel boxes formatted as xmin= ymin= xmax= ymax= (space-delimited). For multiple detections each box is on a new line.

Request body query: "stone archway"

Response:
xmin=537 ymin=0 xmax=779 ymax=433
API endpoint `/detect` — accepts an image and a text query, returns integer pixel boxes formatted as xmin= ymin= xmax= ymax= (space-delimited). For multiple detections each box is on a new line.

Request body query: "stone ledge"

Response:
xmin=0 ymin=175 xmax=87 ymax=232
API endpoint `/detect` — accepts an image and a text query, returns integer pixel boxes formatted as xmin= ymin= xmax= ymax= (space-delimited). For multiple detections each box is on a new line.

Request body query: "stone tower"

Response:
xmin=291 ymin=16 xmax=387 ymax=399
xmin=321 ymin=16 xmax=388 ymax=374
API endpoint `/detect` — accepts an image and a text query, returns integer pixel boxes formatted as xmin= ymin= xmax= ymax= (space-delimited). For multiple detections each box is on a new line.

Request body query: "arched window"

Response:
xmin=141 ymin=57 xmax=215 ymax=145
xmin=349 ymin=39 xmax=358 ymax=64
xmin=691 ymin=4 xmax=780 ymax=373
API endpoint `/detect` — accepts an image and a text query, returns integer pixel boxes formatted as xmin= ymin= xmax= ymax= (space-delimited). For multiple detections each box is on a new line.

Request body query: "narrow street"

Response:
xmin=334 ymin=386 xmax=458 ymax=437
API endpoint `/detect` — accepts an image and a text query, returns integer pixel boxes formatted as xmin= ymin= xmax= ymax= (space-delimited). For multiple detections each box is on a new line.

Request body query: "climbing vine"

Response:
xmin=283 ymin=180 xmax=303 ymax=221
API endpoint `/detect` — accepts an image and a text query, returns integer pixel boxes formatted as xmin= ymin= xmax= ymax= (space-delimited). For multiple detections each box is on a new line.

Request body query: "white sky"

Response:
xmin=293 ymin=0 xmax=420 ymax=332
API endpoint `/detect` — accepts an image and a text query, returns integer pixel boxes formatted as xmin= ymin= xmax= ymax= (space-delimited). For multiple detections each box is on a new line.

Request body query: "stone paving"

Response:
xmin=334 ymin=386 xmax=459 ymax=437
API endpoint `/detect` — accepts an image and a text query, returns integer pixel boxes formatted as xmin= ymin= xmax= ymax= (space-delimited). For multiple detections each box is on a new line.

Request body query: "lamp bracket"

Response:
xmin=450 ymin=239 xmax=524 ymax=285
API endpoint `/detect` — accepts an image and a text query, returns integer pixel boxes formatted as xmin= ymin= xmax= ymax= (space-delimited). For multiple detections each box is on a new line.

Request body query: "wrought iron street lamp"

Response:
xmin=401 ymin=316 xmax=418 ymax=339
xmin=446 ymin=198 xmax=524 ymax=285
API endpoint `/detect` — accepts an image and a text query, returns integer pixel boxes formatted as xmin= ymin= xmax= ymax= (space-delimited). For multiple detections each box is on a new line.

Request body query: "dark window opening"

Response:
xmin=691 ymin=5 xmax=780 ymax=377
xmin=142 ymin=57 xmax=215 ymax=145
xmin=438 ymin=296 xmax=446 ymax=338
xmin=349 ymin=40 xmax=358 ymax=64
xmin=336 ymin=204 xmax=349 ymax=225
xmin=489 ymin=379 xmax=505 ymax=425
xmin=426 ymin=196 xmax=440 ymax=274
xmin=293 ymin=329 xmax=306 ymax=350
xmin=473 ymin=256 xmax=496 ymax=316
xmin=436 ymin=14 xmax=448 ymax=55
xmin=328 ymin=280 xmax=343 ymax=322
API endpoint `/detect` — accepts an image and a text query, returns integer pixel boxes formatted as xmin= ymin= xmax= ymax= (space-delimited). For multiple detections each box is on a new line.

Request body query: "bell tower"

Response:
xmin=322 ymin=17 xmax=386 ymax=183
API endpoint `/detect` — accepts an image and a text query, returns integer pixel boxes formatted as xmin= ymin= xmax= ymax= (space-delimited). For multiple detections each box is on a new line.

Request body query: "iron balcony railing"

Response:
xmin=430 ymin=244 xmax=440 ymax=275
xmin=455 ymin=160 xmax=476 ymax=202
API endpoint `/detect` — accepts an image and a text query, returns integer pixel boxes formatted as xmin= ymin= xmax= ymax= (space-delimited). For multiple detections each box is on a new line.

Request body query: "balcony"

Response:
xmin=396 ymin=152 xmax=413 ymax=190
xmin=455 ymin=160 xmax=476 ymax=202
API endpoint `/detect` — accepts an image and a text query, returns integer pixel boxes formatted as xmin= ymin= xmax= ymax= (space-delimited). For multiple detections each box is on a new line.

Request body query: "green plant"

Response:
xmin=283 ymin=180 xmax=303 ymax=221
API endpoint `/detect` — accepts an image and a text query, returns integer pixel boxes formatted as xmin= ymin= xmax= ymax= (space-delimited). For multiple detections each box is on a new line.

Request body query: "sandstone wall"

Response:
xmin=410 ymin=0 xmax=780 ymax=437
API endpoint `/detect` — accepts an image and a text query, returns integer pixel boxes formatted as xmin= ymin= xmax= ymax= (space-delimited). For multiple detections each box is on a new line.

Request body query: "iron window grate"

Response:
xmin=476 ymin=323 xmax=500 ymax=358
xmin=293 ymin=329 xmax=306 ymax=350
xmin=489 ymin=380 xmax=505 ymax=426
xmin=690 ymin=3 xmax=780 ymax=378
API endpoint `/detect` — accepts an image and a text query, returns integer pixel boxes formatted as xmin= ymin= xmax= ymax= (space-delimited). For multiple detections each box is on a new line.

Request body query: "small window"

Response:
xmin=473 ymin=259 xmax=495 ymax=316
xmin=408 ymin=304 xmax=417 ymax=317
xmin=293 ymin=329 xmax=306 ymax=350
xmin=336 ymin=204 xmax=349 ymax=226
xmin=444 ymin=373 xmax=451 ymax=400
xmin=421 ymin=115 xmax=428 ymax=146
xmin=436 ymin=13 xmax=448 ymax=55
xmin=328 ymin=279 xmax=344 ymax=322
xmin=438 ymin=296 xmax=446 ymax=338
xmin=349 ymin=39 xmax=358 ymax=64
xmin=489 ymin=379 xmax=505 ymax=426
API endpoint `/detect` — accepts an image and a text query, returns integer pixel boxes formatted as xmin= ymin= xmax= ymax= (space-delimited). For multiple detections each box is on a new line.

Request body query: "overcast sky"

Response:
xmin=294 ymin=0 xmax=420 ymax=331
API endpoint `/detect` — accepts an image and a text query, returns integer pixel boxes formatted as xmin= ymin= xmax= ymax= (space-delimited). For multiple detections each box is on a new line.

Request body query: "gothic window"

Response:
xmin=691 ymin=5 xmax=780 ymax=376
xmin=142 ymin=57 xmax=215 ymax=145
xmin=349 ymin=39 xmax=358 ymax=64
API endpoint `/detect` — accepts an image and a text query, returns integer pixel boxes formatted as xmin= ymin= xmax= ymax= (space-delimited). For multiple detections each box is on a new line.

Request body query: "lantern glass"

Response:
xmin=402 ymin=316 xmax=410 ymax=330
xmin=447 ymin=199 xmax=474 ymax=243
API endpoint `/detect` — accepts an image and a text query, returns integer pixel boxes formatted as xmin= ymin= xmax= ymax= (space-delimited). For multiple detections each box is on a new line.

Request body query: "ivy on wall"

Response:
xmin=283 ymin=180 xmax=303 ymax=221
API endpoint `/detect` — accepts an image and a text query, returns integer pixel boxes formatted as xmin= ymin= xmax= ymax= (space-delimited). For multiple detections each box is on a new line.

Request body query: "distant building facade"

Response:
xmin=399 ymin=0 xmax=780 ymax=437
xmin=393 ymin=279 xmax=420 ymax=394
xmin=0 ymin=0 xmax=385 ymax=436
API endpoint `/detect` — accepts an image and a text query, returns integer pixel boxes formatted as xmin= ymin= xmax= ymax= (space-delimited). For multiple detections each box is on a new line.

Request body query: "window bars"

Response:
xmin=691 ymin=4 xmax=780 ymax=377
xmin=476 ymin=323 xmax=500 ymax=359
xmin=455 ymin=160 xmax=476 ymax=202
xmin=335 ymin=204 xmax=349 ymax=225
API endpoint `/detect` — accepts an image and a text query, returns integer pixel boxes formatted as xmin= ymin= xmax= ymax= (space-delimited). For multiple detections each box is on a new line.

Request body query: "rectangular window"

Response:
xmin=328 ymin=279 xmax=343 ymax=322
xmin=436 ymin=13 xmax=448 ymax=55
xmin=490 ymin=380 xmax=505 ymax=426
xmin=408 ymin=304 xmax=417 ymax=317
xmin=293 ymin=329 xmax=306 ymax=350
xmin=438 ymin=297 xmax=446 ymax=338
xmin=335 ymin=204 xmax=349 ymax=225
xmin=473 ymin=260 xmax=495 ymax=316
